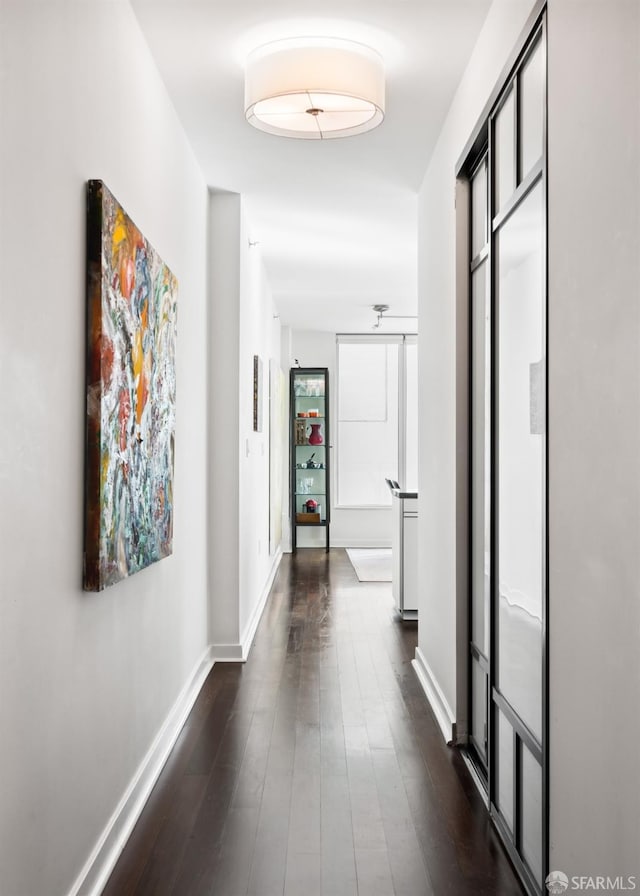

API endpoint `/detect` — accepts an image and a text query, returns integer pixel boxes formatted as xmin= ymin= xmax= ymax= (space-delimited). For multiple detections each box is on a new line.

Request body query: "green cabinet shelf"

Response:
xmin=290 ymin=367 xmax=330 ymax=552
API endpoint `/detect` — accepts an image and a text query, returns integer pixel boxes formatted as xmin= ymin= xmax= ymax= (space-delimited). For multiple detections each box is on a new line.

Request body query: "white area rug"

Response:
xmin=345 ymin=548 xmax=392 ymax=582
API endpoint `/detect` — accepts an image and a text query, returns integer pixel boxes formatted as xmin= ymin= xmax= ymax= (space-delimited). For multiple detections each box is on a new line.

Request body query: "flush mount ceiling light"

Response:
xmin=244 ymin=37 xmax=385 ymax=140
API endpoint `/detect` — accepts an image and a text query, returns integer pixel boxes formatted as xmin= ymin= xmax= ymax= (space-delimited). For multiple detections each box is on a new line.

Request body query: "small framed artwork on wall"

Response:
xmin=253 ymin=354 xmax=263 ymax=432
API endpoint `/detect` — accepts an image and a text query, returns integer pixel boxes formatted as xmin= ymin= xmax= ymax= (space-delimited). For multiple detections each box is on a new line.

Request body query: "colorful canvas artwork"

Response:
xmin=84 ymin=180 xmax=178 ymax=591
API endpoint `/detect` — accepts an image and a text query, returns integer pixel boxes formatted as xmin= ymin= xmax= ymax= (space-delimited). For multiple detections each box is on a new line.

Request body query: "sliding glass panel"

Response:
xmin=494 ymin=89 xmax=516 ymax=212
xmin=496 ymin=181 xmax=544 ymax=743
xmin=471 ymin=260 xmax=490 ymax=658
xmin=519 ymin=39 xmax=545 ymax=180
xmin=471 ymin=159 xmax=488 ymax=258
xmin=496 ymin=710 xmax=514 ymax=831
xmin=521 ymin=745 xmax=543 ymax=885
xmin=465 ymin=19 xmax=547 ymax=894
xmin=471 ymin=658 xmax=488 ymax=762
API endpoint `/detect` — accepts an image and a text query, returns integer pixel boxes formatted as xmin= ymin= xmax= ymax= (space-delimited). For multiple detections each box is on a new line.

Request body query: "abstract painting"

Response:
xmin=84 ymin=180 xmax=178 ymax=591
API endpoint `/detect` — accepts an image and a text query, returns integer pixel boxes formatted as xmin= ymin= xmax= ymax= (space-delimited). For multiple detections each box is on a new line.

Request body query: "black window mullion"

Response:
xmin=488 ymin=102 xmax=499 ymax=814
xmin=514 ymin=733 xmax=522 ymax=852
xmin=492 ymin=161 xmax=543 ymax=233
xmin=514 ymin=71 xmax=522 ymax=187
xmin=492 ymin=687 xmax=542 ymax=764
xmin=468 ymin=149 xmax=490 ymax=780
xmin=541 ymin=10 xmax=550 ymax=887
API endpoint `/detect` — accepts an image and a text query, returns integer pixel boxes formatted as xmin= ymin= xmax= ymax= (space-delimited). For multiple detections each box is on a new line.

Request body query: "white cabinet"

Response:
xmin=389 ymin=483 xmax=418 ymax=620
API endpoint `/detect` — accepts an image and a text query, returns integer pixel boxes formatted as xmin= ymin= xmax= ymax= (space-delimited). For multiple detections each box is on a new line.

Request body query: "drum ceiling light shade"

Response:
xmin=244 ymin=38 xmax=385 ymax=140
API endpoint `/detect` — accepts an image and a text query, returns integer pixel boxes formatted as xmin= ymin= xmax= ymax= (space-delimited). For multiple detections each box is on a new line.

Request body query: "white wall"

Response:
xmin=547 ymin=0 xmax=640 ymax=877
xmin=209 ymin=192 xmax=242 ymax=649
xmin=238 ymin=211 xmax=283 ymax=644
xmin=0 ymin=2 xmax=209 ymax=895
xmin=208 ymin=192 xmax=283 ymax=657
xmin=418 ymin=0 xmax=640 ymax=876
xmin=280 ymin=325 xmax=294 ymax=550
xmin=416 ymin=0 xmax=538 ymax=735
xmin=291 ymin=330 xmax=393 ymax=548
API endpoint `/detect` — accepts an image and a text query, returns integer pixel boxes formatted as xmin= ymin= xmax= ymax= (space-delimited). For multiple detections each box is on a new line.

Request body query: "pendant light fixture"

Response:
xmin=244 ymin=37 xmax=385 ymax=140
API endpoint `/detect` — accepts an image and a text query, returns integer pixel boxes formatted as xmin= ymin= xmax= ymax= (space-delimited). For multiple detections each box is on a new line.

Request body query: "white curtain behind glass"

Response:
xmin=337 ymin=342 xmax=399 ymax=506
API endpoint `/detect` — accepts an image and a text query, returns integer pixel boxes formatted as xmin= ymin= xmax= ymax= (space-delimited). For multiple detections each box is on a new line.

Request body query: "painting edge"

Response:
xmin=83 ymin=179 xmax=105 ymax=591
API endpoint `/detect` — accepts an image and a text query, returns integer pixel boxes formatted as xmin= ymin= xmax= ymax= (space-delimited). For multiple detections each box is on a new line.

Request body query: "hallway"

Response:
xmin=103 ymin=549 xmax=525 ymax=896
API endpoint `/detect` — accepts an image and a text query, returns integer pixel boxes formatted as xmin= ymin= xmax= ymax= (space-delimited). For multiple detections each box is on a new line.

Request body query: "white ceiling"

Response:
xmin=131 ymin=0 xmax=492 ymax=333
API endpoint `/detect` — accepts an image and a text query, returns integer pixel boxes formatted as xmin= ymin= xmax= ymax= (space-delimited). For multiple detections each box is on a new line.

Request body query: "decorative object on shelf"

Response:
xmin=296 ymin=511 xmax=320 ymax=523
xmin=294 ymin=419 xmax=307 ymax=445
xmin=244 ymin=37 xmax=385 ymax=140
xmin=84 ymin=180 xmax=178 ymax=592
xmin=304 ymin=499 xmax=318 ymax=513
xmin=308 ymin=422 xmax=323 ymax=445
xmin=253 ymin=354 xmax=263 ymax=432
xmin=298 ymin=477 xmax=314 ymax=494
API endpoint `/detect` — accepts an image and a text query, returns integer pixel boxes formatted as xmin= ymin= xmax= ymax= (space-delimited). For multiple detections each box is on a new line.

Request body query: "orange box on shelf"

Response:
xmin=296 ymin=512 xmax=320 ymax=523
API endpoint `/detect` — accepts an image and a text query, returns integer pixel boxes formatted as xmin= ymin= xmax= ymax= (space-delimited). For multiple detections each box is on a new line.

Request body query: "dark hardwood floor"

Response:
xmin=103 ymin=549 xmax=524 ymax=896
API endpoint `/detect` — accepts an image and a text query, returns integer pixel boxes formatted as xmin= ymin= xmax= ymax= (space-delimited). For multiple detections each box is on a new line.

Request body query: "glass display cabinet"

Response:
xmin=290 ymin=367 xmax=330 ymax=552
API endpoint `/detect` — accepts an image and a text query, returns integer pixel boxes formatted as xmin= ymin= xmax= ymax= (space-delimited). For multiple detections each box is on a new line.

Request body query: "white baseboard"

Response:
xmin=209 ymin=642 xmax=246 ymax=661
xmin=412 ymin=647 xmax=457 ymax=745
xmin=68 ymin=550 xmax=283 ymax=896
xmin=240 ymin=547 xmax=281 ymax=657
xmin=67 ymin=649 xmax=214 ymax=896
xmin=210 ymin=547 xmax=282 ymax=662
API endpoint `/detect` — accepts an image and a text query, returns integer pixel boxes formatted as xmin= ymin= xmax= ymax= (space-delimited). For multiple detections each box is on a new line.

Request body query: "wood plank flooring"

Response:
xmin=103 ymin=549 xmax=524 ymax=896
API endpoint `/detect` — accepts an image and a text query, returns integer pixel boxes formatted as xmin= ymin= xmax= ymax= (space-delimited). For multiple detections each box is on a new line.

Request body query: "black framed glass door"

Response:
xmin=463 ymin=13 xmax=547 ymax=895
xmin=469 ymin=153 xmax=491 ymax=778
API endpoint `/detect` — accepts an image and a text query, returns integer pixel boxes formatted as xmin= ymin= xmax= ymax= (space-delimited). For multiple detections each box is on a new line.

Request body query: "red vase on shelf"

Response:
xmin=308 ymin=423 xmax=323 ymax=445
